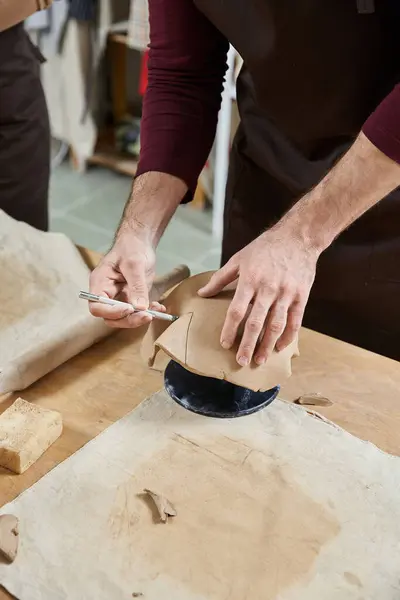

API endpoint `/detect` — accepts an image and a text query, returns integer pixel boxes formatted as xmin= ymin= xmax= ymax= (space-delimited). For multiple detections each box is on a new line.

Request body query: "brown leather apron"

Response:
xmin=195 ymin=0 xmax=400 ymax=360
xmin=0 ymin=24 xmax=50 ymax=231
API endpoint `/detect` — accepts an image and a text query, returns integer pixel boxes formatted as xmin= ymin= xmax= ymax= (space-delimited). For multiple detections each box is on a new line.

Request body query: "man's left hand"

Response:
xmin=198 ymin=225 xmax=320 ymax=366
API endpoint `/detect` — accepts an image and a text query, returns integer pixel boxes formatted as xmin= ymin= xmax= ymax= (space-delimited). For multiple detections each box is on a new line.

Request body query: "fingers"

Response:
xmin=119 ymin=257 xmax=150 ymax=310
xmin=236 ymin=298 xmax=270 ymax=367
xmin=220 ymin=280 xmax=254 ymax=352
xmin=97 ymin=301 xmax=167 ymax=329
xmin=221 ymin=280 xmax=301 ymax=366
xmin=89 ymin=263 xmax=129 ymax=320
xmin=198 ymin=261 xmax=238 ymax=297
xmin=213 ymin=232 xmax=316 ymax=366
xmin=104 ymin=312 xmax=153 ymax=329
xmin=88 ymin=249 xmax=153 ymax=324
xmin=150 ymin=301 xmax=166 ymax=312
xmin=103 ymin=301 xmax=167 ymax=329
xmin=89 ymin=272 xmax=167 ymax=329
xmin=89 ymin=262 xmax=122 ymax=298
xmin=254 ymin=298 xmax=290 ymax=364
xmin=89 ymin=301 xmax=134 ymax=321
xmin=275 ymin=299 xmax=305 ymax=352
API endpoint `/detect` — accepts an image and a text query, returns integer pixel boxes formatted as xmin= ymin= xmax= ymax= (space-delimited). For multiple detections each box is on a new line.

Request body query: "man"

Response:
xmin=90 ymin=0 xmax=400 ymax=363
xmin=0 ymin=0 xmax=51 ymax=231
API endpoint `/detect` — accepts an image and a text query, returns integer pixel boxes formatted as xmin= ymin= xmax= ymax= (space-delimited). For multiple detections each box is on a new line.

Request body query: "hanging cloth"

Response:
xmin=68 ymin=0 xmax=97 ymax=22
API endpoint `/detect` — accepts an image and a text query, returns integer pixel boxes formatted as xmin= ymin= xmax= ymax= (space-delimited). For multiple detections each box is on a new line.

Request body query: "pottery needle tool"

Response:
xmin=79 ymin=291 xmax=178 ymax=323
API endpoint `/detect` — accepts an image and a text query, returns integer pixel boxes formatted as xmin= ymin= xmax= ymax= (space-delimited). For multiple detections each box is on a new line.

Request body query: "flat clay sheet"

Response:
xmin=142 ymin=272 xmax=299 ymax=391
xmin=1 ymin=390 xmax=400 ymax=600
xmin=0 ymin=211 xmax=110 ymax=393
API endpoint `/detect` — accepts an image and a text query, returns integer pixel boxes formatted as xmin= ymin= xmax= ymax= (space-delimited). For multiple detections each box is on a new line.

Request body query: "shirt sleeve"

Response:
xmin=362 ymin=83 xmax=400 ymax=164
xmin=136 ymin=0 xmax=229 ymax=201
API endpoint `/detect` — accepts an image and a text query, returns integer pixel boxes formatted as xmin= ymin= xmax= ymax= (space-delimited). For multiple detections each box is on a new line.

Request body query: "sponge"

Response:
xmin=0 ymin=398 xmax=62 ymax=474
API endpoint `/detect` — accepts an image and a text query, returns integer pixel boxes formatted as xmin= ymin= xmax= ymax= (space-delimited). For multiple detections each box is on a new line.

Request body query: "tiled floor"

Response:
xmin=50 ymin=163 xmax=221 ymax=275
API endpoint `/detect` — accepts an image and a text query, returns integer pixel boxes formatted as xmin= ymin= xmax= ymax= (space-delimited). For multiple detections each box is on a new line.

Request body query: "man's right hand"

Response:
xmin=89 ymin=228 xmax=162 ymax=328
xmin=88 ymin=171 xmax=188 ymax=328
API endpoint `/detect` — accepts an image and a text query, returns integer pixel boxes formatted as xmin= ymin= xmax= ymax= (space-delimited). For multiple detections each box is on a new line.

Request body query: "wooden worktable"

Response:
xmin=0 ymin=249 xmax=399 ymax=599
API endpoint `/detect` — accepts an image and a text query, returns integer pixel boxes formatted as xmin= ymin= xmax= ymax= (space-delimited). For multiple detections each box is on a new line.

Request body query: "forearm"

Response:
xmin=0 ymin=0 xmax=52 ymax=32
xmin=136 ymin=0 xmax=228 ymax=199
xmin=281 ymin=132 xmax=400 ymax=252
xmin=117 ymin=171 xmax=187 ymax=245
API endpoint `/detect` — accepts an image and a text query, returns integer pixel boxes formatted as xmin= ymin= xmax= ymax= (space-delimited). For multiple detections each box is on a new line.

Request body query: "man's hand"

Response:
xmin=200 ymin=132 xmax=400 ymax=367
xmin=199 ymin=226 xmax=319 ymax=366
xmin=89 ymin=228 xmax=163 ymax=328
xmin=89 ymin=171 xmax=187 ymax=328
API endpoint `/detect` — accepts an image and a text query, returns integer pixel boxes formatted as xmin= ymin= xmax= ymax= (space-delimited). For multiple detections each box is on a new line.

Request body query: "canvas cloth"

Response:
xmin=1 ymin=389 xmax=400 ymax=599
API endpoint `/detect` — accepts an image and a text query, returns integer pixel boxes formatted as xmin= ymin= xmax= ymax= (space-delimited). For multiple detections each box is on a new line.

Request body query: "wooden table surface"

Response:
xmin=0 ymin=249 xmax=399 ymax=597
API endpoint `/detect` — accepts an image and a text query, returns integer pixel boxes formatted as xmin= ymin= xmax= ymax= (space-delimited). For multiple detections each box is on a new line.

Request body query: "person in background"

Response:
xmin=0 ymin=0 xmax=51 ymax=231
xmin=90 ymin=1 xmax=400 ymax=363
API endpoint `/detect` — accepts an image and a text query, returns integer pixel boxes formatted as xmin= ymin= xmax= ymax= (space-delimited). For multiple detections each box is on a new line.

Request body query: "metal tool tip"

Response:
xmin=79 ymin=291 xmax=94 ymax=301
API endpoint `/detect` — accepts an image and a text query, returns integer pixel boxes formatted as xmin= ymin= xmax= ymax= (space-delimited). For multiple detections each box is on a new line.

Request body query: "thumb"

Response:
xmin=121 ymin=258 xmax=150 ymax=310
xmin=198 ymin=262 xmax=238 ymax=297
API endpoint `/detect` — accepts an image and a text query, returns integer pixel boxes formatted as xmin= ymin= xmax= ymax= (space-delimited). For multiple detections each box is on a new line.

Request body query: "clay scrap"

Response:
xmin=143 ymin=489 xmax=177 ymax=523
xmin=0 ymin=515 xmax=19 ymax=563
xmin=0 ymin=397 xmax=63 ymax=474
xmin=141 ymin=272 xmax=299 ymax=392
xmin=295 ymin=393 xmax=333 ymax=407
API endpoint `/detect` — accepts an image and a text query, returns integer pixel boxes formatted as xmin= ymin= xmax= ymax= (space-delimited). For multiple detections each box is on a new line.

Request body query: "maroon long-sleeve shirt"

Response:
xmin=136 ymin=0 xmax=400 ymax=196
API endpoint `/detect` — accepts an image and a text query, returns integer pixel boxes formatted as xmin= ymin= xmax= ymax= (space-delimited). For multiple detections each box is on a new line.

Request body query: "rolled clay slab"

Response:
xmin=0 ymin=210 xmax=111 ymax=393
xmin=141 ymin=272 xmax=299 ymax=392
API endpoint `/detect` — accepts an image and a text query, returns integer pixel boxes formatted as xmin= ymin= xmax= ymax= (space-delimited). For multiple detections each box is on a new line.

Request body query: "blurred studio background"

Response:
xmin=27 ymin=0 xmax=242 ymax=275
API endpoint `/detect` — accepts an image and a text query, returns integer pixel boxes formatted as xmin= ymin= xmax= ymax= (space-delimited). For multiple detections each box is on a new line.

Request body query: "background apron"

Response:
xmin=0 ymin=24 xmax=50 ymax=231
xmin=195 ymin=0 xmax=400 ymax=360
